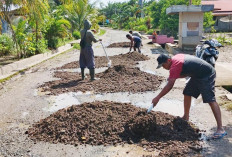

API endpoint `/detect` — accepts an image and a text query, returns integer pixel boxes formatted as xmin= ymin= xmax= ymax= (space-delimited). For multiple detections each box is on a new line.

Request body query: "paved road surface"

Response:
xmin=0 ymin=28 xmax=231 ymax=157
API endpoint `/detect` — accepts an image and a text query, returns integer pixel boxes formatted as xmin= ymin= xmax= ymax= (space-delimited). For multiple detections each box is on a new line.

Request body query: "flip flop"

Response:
xmin=212 ymin=131 xmax=227 ymax=139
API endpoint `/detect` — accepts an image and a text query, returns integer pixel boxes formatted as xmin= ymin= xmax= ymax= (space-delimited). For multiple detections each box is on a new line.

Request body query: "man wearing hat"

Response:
xmin=151 ymin=53 xmax=227 ymax=139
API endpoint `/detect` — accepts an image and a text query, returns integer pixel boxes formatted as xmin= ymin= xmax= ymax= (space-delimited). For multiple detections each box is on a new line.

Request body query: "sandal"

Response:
xmin=212 ymin=131 xmax=227 ymax=139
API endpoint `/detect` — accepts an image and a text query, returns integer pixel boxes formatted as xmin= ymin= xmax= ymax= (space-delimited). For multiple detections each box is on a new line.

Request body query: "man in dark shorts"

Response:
xmin=151 ymin=53 xmax=227 ymax=139
xmin=129 ymin=30 xmax=143 ymax=46
xmin=80 ymin=20 xmax=102 ymax=81
xmin=126 ymin=34 xmax=141 ymax=53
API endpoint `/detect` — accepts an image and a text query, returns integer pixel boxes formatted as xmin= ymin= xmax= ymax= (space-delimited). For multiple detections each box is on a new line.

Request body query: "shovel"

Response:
xmin=100 ymin=41 xmax=112 ymax=67
xmin=147 ymin=103 xmax=154 ymax=113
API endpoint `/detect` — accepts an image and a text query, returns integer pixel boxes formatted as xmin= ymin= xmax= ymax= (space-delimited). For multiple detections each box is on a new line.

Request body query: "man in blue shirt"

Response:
xmin=126 ymin=34 xmax=141 ymax=53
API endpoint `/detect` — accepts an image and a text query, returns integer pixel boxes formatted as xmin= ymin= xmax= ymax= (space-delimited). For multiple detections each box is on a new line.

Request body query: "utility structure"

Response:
xmin=138 ymin=0 xmax=144 ymax=18
xmin=166 ymin=1 xmax=214 ymax=52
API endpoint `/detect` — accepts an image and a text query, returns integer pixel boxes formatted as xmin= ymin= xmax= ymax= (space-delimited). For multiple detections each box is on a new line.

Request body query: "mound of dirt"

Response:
xmin=41 ymin=65 xmax=164 ymax=95
xmin=56 ymin=51 xmax=149 ymax=69
xmin=27 ymin=101 xmax=201 ymax=157
xmin=107 ymin=42 xmax=131 ymax=48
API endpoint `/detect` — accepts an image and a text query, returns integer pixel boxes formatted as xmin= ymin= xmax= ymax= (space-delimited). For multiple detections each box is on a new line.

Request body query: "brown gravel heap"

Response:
xmin=41 ymin=65 xmax=164 ymax=95
xmin=107 ymin=42 xmax=131 ymax=48
xmin=27 ymin=101 xmax=201 ymax=157
xmin=56 ymin=51 xmax=149 ymax=69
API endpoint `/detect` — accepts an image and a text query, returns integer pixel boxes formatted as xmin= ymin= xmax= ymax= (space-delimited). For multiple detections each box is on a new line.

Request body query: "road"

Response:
xmin=0 ymin=28 xmax=232 ymax=157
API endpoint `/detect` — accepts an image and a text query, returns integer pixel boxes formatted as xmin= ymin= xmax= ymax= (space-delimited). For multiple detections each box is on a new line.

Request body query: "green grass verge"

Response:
xmin=73 ymin=43 xmax=80 ymax=50
xmin=98 ymin=29 xmax=106 ymax=36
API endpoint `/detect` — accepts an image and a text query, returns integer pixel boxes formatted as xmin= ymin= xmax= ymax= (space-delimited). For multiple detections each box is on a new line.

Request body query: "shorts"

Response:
xmin=183 ymin=72 xmax=216 ymax=103
xmin=134 ymin=41 xmax=141 ymax=48
xmin=79 ymin=46 xmax=95 ymax=69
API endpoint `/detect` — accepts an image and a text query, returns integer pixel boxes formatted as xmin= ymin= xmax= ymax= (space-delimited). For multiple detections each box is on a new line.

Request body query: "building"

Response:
xmin=0 ymin=4 xmax=22 ymax=34
xmin=202 ymin=0 xmax=232 ymax=31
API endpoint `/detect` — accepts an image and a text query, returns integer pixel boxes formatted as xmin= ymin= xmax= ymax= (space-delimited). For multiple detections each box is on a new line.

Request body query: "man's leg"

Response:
xmin=209 ymin=101 xmax=225 ymax=134
xmin=138 ymin=47 xmax=141 ymax=53
xmin=133 ymin=46 xmax=136 ymax=51
xmin=183 ymin=95 xmax=192 ymax=120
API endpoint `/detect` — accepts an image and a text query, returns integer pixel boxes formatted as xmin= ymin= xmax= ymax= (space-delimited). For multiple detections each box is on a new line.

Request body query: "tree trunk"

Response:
xmin=35 ymin=20 xmax=39 ymax=54
xmin=4 ymin=13 xmax=21 ymax=58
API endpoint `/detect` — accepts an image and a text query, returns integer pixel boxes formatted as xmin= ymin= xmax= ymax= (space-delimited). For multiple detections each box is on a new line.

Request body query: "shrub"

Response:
xmin=24 ymin=41 xmax=36 ymax=57
xmin=36 ymin=38 xmax=48 ymax=53
xmin=134 ymin=25 xmax=148 ymax=32
xmin=146 ymin=29 xmax=154 ymax=35
xmin=48 ymin=37 xmax=59 ymax=49
xmin=0 ymin=34 xmax=15 ymax=56
xmin=73 ymin=43 xmax=80 ymax=50
xmin=73 ymin=31 xmax=81 ymax=39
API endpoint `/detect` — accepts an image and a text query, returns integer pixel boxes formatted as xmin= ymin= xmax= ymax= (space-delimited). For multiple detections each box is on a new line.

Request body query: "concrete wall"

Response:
xmin=179 ymin=12 xmax=203 ymax=50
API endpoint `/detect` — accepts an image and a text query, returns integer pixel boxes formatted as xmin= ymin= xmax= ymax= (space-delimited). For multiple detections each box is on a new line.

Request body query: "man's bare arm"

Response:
xmin=152 ymin=78 xmax=176 ymax=107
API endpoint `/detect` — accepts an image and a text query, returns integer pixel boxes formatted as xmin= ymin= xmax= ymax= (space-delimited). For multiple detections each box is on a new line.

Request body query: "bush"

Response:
xmin=24 ymin=41 xmax=36 ymax=57
xmin=134 ymin=25 xmax=148 ymax=32
xmin=73 ymin=43 xmax=80 ymax=50
xmin=0 ymin=34 xmax=15 ymax=56
xmin=73 ymin=31 xmax=81 ymax=40
xmin=48 ymin=37 xmax=59 ymax=49
xmin=35 ymin=38 xmax=48 ymax=53
xmin=146 ymin=29 xmax=154 ymax=35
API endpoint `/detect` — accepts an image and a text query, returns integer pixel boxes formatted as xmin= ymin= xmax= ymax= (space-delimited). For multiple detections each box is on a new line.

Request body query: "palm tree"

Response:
xmin=0 ymin=0 xmax=49 ymax=57
xmin=0 ymin=0 xmax=22 ymax=57
xmin=64 ymin=0 xmax=98 ymax=31
xmin=24 ymin=0 xmax=49 ymax=54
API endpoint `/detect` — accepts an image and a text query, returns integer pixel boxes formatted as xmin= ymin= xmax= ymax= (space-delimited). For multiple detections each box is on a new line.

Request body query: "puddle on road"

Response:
xmin=41 ymin=91 xmax=191 ymax=117
xmin=135 ymin=99 xmax=184 ymax=117
xmin=42 ymin=92 xmax=95 ymax=112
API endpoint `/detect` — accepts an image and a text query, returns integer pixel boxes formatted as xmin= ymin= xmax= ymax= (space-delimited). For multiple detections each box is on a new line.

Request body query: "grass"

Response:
xmin=226 ymin=102 xmax=232 ymax=111
xmin=98 ymin=29 xmax=106 ymax=36
xmin=218 ymin=92 xmax=232 ymax=112
xmin=73 ymin=43 xmax=80 ymax=50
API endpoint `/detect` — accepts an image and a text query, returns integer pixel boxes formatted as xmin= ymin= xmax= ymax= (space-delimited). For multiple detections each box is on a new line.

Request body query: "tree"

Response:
xmin=148 ymin=0 xmax=204 ymax=38
xmin=63 ymin=0 xmax=98 ymax=32
xmin=24 ymin=0 xmax=49 ymax=54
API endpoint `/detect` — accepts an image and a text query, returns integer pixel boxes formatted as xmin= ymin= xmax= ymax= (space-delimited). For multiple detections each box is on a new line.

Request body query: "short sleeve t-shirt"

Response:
xmin=169 ymin=54 xmax=215 ymax=79
xmin=133 ymin=36 xmax=141 ymax=43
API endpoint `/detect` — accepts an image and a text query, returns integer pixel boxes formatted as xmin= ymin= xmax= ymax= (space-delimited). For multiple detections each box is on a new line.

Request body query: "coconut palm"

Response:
xmin=63 ymin=0 xmax=98 ymax=32
xmin=0 ymin=0 xmax=49 ymax=57
xmin=23 ymin=0 xmax=49 ymax=53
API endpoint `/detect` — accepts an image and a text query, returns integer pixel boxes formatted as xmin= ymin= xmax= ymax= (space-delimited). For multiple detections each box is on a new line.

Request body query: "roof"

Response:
xmin=201 ymin=0 xmax=232 ymax=16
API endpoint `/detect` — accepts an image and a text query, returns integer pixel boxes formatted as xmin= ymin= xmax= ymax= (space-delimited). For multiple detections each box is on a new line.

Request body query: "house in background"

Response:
xmin=202 ymin=0 xmax=232 ymax=31
xmin=0 ymin=4 xmax=22 ymax=34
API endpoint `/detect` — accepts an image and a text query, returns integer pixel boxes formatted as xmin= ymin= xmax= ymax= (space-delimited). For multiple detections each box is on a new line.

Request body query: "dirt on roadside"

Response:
xmin=27 ymin=101 xmax=202 ymax=157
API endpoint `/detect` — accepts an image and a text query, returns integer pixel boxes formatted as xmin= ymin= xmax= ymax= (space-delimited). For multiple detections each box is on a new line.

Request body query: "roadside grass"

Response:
xmin=226 ymin=102 xmax=232 ymax=111
xmin=73 ymin=43 xmax=80 ymax=50
xmin=218 ymin=95 xmax=232 ymax=112
xmin=98 ymin=29 xmax=106 ymax=36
